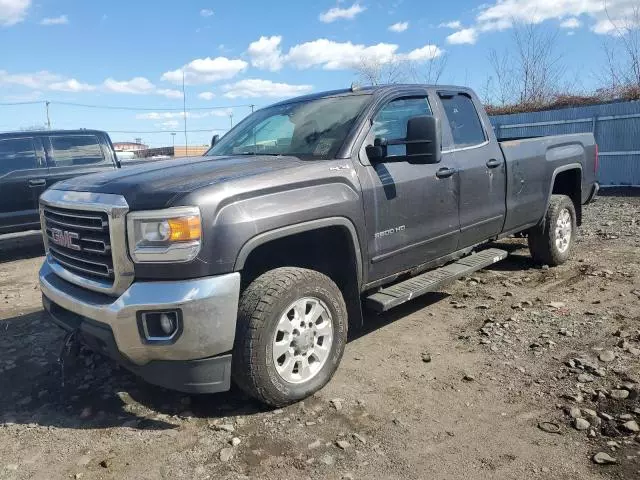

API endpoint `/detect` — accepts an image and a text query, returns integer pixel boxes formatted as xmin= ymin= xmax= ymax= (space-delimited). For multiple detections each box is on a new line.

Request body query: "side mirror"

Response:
xmin=365 ymin=137 xmax=387 ymax=162
xmin=365 ymin=115 xmax=441 ymax=165
xmin=404 ymin=115 xmax=441 ymax=164
xmin=211 ymin=134 xmax=220 ymax=147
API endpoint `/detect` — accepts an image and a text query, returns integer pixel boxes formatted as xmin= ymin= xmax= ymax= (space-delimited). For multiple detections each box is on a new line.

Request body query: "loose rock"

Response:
xmin=610 ymin=389 xmax=630 ymax=400
xmin=219 ymin=448 xmax=234 ymax=462
xmin=574 ymin=418 xmax=590 ymax=431
xmin=598 ymin=351 xmax=616 ymax=363
xmin=592 ymin=452 xmax=617 ymax=465
xmin=622 ymin=421 xmax=640 ymax=433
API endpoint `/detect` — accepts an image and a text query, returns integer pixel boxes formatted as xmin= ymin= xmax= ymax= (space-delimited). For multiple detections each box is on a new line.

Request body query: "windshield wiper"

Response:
xmin=235 ymin=152 xmax=282 ymax=156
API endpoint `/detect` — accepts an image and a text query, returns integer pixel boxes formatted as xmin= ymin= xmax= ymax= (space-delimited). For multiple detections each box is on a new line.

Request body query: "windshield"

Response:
xmin=205 ymin=94 xmax=370 ymax=159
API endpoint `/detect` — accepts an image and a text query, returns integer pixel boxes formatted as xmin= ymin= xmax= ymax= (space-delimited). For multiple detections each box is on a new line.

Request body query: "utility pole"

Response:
xmin=171 ymin=132 xmax=176 ymax=156
xmin=229 ymin=111 xmax=234 ymax=128
xmin=45 ymin=101 xmax=51 ymax=130
xmin=182 ymin=70 xmax=188 ymax=157
xmin=250 ymin=104 xmax=255 ymax=113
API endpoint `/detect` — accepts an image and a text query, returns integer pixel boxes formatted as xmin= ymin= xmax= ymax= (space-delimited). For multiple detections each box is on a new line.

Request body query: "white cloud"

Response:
xmin=0 ymin=70 xmax=62 ymax=89
xmin=473 ymin=0 xmax=638 ymax=37
xmin=446 ymin=28 xmax=478 ymax=45
xmin=560 ymin=17 xmax=581 ymax=29
xmin=198 ymin=91 xmax=215 ymax=100
xmin=103 ymin=77 xmax=156 ymax=94
xmin=248 ymin=35 xmax=284 ymax=71
xmin=0 ymin=0 xmax=31 ymax=27
xmin=0 ymin=69 xmax=182 ymax=98
xmin=319 ymin=3 xmax=366 ymax=23
xmin=439 ymin=20 xmax=462 ymax=29
xmin=162 ymin=57 xmax=248 ymax=85
xmin=200 ymin=8 xmax=214 ymax=17
xmin=103 ymin=77 xmax=183 ymax=98
xmin=222 ymin=79 xmax=313 ymax=99
xmin=40 ymin=14 xmax=68 ymax=26
xmin=403 ymin=44 xmax=444 ymax=61
xmin=389 ymin=21 xmax=409 ymax=32
xmin=158 ymin=120 xmax=180 ymax=130
xmin=49 ymin=79 xmax=95 ymax=92
xmin=287 ymin=39 xmax=398 ymax=70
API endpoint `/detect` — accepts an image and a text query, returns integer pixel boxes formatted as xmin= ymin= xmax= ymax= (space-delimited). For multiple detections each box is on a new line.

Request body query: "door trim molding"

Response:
xmin=371 ymin=229 xmax=458 ymax=264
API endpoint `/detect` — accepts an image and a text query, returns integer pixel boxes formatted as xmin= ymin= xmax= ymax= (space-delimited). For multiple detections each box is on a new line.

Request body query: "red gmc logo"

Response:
xmin=50 ymin=228 xmax=81 ymax=251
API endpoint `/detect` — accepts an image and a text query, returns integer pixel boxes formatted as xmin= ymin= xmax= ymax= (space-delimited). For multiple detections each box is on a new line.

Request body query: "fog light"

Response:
xmin=138 ymin=310 xmax=182 ymax=344
xmin=160 ymin=313 xmax=176 ymax=335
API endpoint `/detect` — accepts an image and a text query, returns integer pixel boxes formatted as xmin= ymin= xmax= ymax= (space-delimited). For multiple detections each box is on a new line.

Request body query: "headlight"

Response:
xmin=127 ymin=207 xmax=202 ymax=263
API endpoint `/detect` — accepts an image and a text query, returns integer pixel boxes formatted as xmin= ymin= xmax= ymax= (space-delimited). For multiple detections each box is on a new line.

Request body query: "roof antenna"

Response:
xmin=350 ymin=82 xmax=362 ymax=92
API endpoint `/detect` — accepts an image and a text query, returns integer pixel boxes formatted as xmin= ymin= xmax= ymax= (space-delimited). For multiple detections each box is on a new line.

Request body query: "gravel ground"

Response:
xmin=0 ymin=191 xmax=639 ymax=480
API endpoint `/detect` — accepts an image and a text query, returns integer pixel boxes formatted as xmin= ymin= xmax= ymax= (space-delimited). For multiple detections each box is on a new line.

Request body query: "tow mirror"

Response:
xmin=366 ymin=115 xmax=441 ymax=164
xmin=211 ymin=134 xmax=220 ymax=147
xmin=403 ymin=115 xmax=441 ymax=164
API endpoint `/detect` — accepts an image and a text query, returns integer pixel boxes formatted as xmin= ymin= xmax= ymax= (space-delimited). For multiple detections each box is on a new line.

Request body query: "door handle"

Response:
xmin=486 ymin=158 xmax=502 ymax=169
xmin=436 ymin=167 xmax=456 ymax=179
xmin=28 ymin=179 xmax=46 ymax=187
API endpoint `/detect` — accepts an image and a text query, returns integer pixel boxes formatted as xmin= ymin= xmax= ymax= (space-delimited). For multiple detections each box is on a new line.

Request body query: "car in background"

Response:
xmin=0 ymin=129 xmax=119 ymax=235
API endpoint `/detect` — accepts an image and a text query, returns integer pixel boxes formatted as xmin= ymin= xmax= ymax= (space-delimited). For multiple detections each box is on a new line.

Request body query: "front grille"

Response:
xmin=43 ymin=206 xmax=114 ymax=282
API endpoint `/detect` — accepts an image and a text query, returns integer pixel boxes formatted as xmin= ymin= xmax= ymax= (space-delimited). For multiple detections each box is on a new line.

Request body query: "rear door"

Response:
xmin=44 ymin=133 xmax=116 ymax=188
xmin=0 ymin=136 xmax=47 ymax=233
xmin=439 ymin=91 xmax=506 ymax=248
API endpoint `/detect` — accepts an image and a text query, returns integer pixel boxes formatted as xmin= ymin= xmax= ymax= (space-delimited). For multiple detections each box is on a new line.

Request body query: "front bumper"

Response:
xmin=39 ymin=260 xmax=241 ymax=393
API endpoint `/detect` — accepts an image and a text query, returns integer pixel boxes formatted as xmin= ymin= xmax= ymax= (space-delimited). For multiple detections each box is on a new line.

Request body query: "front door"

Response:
xmin=357 ymin=95 xmax=460 ymax=283
xmin=439 ymin=92 xmax=506 ymax=248
xmin=0 ymin=136 xmax=47 ymax=233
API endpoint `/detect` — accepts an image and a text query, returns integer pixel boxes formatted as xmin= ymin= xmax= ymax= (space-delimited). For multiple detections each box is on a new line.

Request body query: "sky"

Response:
xmin=0 ymin=0 xmax=637 ymax=147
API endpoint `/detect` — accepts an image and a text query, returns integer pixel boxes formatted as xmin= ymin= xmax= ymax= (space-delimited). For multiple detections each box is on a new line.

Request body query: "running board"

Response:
xmin=364 ymin=248 xmax=508 ymax=312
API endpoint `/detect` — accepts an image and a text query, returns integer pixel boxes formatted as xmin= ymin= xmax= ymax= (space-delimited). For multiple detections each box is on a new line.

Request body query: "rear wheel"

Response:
xmin=528 ymin=194 xmax=576 ymax=266
xmin=232 ymin=267 xmax=348 ymax=407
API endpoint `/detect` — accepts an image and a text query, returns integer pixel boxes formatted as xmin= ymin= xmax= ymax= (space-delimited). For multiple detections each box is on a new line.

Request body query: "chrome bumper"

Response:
xmin=39 ymin=260 xmax=240 ymax=365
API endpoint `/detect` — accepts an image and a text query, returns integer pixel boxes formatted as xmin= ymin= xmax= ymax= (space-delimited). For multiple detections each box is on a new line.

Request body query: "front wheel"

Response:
xmin=232 ymin=267 xmax=348 ymax=407
xmin=528 ymin=194 xmax=577 ymax=266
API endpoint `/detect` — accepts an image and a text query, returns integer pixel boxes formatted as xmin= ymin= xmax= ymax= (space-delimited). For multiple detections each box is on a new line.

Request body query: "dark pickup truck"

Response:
xmin=0 ymin=130 xmax=119 ymax=234
xmin=38 ymin=85 xmax=599 ymax=406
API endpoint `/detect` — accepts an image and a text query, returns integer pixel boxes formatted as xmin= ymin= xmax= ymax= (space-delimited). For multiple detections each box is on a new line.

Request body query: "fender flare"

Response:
xmin=544 ymin=163 xmax=582 ymax=211
xmin=234 ymin=217 xmax=364 ymax=288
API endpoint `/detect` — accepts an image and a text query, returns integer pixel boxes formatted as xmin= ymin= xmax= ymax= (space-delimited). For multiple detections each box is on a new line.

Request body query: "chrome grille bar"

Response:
xmin=39 ymin=190 xmax=134 ymax=296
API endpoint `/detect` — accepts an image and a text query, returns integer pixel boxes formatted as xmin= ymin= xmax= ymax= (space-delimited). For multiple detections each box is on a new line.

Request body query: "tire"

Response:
xmin=232 ymin=267 xmax=348 ymax=407
xmin=528 ymin=194 xmax=577 ymax=266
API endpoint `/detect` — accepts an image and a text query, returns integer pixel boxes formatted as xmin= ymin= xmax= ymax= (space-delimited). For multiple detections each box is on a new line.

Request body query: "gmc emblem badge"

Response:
xmin=50 ymin=228 xmax=81 ymax=251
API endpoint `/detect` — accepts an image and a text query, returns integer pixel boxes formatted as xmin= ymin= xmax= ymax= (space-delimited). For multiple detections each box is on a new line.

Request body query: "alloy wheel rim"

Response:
xmin=271 ymin=297 xmax=333 ymax=384
xmin=555 ymin=208 xmax=572 ymax=253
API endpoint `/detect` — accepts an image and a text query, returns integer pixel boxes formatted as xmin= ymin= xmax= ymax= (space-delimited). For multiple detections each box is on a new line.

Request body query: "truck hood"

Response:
xmin=52 ymin=155 xmax=309 ymax=209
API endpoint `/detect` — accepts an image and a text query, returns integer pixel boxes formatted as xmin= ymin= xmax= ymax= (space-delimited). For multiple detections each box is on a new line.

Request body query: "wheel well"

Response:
xmin=552 ymin=169 xmax=582 ymax=225
xmin=240 ymin=226 xmax=363 ymax=328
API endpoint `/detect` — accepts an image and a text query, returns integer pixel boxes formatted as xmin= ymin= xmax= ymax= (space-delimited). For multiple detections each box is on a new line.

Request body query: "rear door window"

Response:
xmin=0 ymin=138 xmax=40 ymax=176
xmin=440 ymin=94 xmax=486 ymax=148
xmin=50 ymin=135 xmax=105 ymax=167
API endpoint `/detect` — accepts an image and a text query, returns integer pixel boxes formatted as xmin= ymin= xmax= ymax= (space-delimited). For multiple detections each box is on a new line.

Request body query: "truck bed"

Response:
xmin=498 ymin=133 xmax=597 ymax=234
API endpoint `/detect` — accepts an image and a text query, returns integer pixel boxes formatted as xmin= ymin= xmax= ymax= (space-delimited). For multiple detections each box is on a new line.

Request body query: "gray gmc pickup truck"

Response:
xmin=38 ymin=85 xmax=599 ymax=406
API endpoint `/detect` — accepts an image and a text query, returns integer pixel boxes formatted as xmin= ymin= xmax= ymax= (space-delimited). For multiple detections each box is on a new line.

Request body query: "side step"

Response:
xmin=364 ymin=248 xmax=508 ymax=312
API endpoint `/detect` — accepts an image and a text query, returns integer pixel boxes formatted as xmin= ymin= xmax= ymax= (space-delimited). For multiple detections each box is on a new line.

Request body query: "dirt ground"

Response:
xmin=0 ymin=191 xmax=639 ymax=480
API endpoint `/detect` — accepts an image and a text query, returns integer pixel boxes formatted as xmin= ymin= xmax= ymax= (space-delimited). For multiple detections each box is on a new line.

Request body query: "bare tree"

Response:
xmin=353 ymin=57 xmax=408 ymax=86
xmin=512 ymin=23 xmax=562 ymax=104
xmin=485 ymin=22 xmax=563 ymax=107
xmin=408 ymin=54 xmax=448 ymax=85
xmin=488 ymin=48 xmax=515 ymax=106
xmin=600 ymin=6 xmax=640 ymax=89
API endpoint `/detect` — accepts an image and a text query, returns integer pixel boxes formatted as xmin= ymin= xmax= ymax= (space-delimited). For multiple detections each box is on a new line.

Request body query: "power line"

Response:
xmin=0 ymin=100 xmax=43 ymax=106
xmin=48 ymin=101 xmax=255 ymax=111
